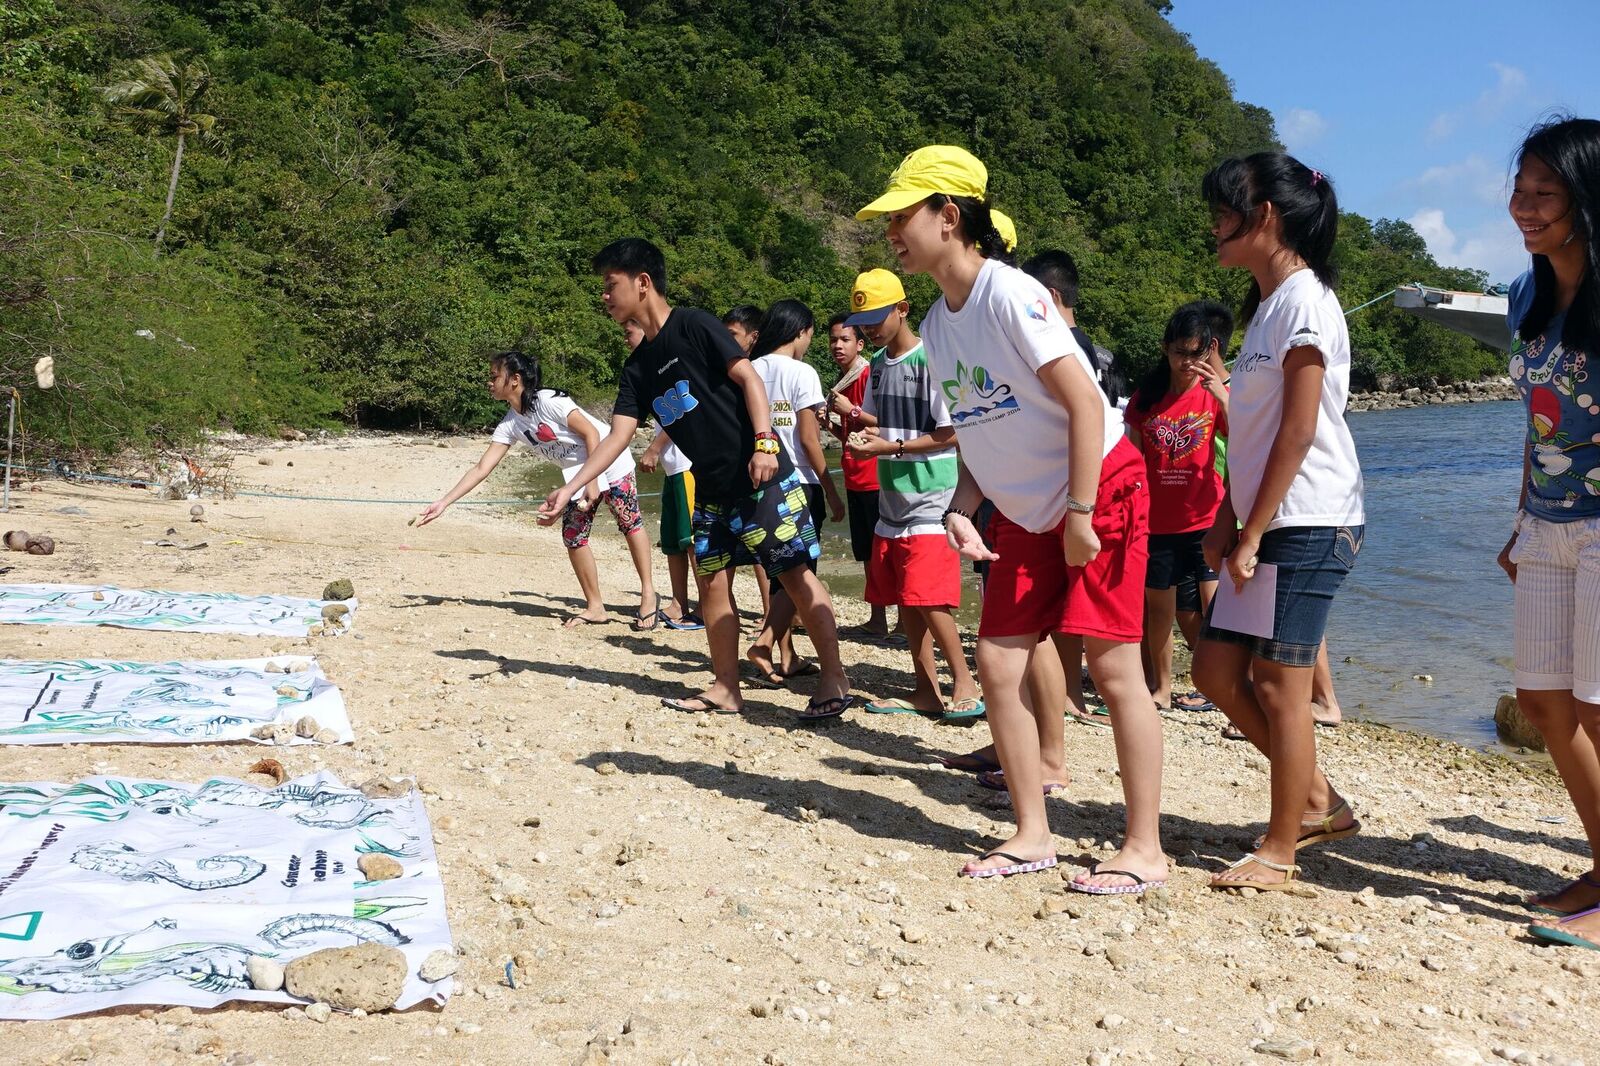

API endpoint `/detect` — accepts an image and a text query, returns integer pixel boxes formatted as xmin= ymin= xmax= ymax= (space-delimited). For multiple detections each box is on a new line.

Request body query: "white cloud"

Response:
xmin=1277 ymin=107 xmax=1328 ymax=154
xmin=1407 ymin=207 xmax=1528 ymax=286
xmin=1406 ymin=154 xmax=1510 ymax=206
xmin=1425 ymin=62 xmax=1529 ymax=145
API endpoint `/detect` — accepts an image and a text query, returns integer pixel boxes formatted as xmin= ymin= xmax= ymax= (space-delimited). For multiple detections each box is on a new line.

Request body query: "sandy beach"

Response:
xmin=0 ymin=433 xmax=1593 ymax=1066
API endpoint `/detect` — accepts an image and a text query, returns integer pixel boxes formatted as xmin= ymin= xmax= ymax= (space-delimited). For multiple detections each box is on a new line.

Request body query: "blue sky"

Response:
xmin=1168 ymin=0 xmax=1599 ymax=288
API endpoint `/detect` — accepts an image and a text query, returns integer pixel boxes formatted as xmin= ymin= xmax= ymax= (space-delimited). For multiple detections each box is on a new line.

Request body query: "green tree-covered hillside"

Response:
xmin=1 ymin=0 xmax=1503 ymax=451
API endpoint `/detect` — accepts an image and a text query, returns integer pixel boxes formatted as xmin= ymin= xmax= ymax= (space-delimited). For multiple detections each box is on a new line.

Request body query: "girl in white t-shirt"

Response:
xmin=858 ymin=145 xmax=1163 ymax=889
xmin=416 ymin=349 xmax=661 ymax=630
xmin=1190 ymin=152 xmax=1366 ymax=894
xmin=744 ymin=300 xmax=846 ymax=683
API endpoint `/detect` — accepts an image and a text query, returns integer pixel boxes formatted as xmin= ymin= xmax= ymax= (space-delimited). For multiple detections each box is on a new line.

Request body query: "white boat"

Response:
xmin=1392 ymin=284 xmax=1512 ymax=351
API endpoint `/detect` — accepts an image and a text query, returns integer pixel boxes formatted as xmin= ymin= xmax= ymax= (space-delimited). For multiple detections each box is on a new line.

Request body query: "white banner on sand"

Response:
xmin=0 ymin=657 xmax=352 ymax=746
xmin=0 ymin=585 xmax=356 ymax=637
xmin=0 ymin=772 xmax=451 ymax=1019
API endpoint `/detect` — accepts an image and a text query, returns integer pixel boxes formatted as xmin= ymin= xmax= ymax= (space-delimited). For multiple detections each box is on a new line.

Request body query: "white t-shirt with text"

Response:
xmin=491 ymin=390 xmax=634 ymax=489
xmin=1227 ymin=269 xmax=1364 ymax=530
xmin=919 ymin=258 xmax=1123 ymax=532
xmin=753 ymin=354 xmax=827 ymax=485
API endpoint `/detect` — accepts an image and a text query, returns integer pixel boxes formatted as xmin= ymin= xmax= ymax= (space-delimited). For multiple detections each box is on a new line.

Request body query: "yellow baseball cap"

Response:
xmin=843 ymin=268 xmax=907 ymax=327
xmin=855 ymin=145 xmax=988 ymax=220
xmin=991 ymin=209 xmax=1017 ymax=252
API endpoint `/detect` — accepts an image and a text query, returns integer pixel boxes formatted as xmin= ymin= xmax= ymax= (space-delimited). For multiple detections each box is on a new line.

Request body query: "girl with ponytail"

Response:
xmin=859 ymin=145 xmax=1163 ymax=889
xmin=416 ymin=343 xmax=663 ymax=630
xmin=1190 ymin=152 xmax=1366 ymax=893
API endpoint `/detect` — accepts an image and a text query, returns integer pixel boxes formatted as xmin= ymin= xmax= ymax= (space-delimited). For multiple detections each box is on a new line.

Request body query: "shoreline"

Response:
xmin=1 ymin=434 xmax=1595 ymax=1065
xmin=1346 ymin=376 xmax=1516 ymax=413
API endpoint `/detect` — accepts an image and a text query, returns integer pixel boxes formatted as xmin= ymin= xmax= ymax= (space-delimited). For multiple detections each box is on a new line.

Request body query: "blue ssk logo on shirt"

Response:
xmin=652 ymin=379 xmax=699 ymax=426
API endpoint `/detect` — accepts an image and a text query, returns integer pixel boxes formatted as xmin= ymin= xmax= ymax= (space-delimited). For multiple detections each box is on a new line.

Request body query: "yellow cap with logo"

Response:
xmin=843 ymin=268 xmax=908 ymax=327
xmin=991 ymin=209 xmax=1017 ymax=252
xmin=855 ymin=145 xmax=988 ymax=220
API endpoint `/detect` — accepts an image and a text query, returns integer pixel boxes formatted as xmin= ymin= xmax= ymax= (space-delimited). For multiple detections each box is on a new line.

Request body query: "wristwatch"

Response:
xmin=754 ymin=431 xmax=781 ymax=456
xmin=1065 ymin=495 xmax=1094 ymax=515
xmin=848 ymin=405 xmax=863 ymax=421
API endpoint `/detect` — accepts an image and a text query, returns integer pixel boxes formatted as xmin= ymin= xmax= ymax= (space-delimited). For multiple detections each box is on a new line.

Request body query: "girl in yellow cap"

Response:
xmin=859 ymin=146 xmax=1164 ymax=888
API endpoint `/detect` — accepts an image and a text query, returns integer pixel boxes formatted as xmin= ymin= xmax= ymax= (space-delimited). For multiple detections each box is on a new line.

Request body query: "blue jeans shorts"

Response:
xmin=1201 ymin=524 xmax=1363 ymax=667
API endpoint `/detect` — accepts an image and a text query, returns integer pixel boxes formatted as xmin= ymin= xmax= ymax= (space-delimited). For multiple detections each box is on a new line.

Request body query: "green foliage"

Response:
xmin=1 ymin=0 xmax=1504 ymax=453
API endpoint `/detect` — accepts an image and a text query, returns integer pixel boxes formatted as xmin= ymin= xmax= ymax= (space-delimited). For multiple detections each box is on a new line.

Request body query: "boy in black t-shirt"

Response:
xmin=539 ymin=239 xmax=855 ymax=720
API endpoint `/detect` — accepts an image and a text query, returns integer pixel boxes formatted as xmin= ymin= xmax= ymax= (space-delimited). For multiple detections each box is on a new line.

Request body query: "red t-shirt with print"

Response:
xmin=1124 ymin=383 xmax=1228 ymax=534
xmin=833 ymin=364 xmax=879 ymax=492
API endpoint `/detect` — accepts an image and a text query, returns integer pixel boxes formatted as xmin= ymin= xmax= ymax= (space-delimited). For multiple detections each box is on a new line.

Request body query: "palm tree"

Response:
xmin=101 ymin=54 xmax=220 ymax=251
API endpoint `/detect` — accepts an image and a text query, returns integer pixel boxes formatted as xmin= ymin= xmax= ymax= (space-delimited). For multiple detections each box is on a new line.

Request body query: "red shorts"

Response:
xmin=978 ymin=438 xmax=1149 ymax=642
xmin=866 ymin=533 xmax=962 ymax=608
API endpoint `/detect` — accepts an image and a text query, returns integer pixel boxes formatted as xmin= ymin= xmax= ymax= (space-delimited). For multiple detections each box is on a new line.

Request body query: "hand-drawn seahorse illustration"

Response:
xmin=71 ymin=844 xmax=266 ymax=891
xmin=0 ymin=915 xmax=411 ymax=996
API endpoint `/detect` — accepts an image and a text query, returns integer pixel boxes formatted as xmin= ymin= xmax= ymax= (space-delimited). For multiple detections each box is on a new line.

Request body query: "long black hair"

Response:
xmin=927 ymin=193 xmax=1015 ymax=266
xmin=1202 ymin=151 xmax=1339 ymax=324
xmin=1515 ymin=115 xmax=1600 ymax=353
xmin=750 ymin=299 xmax=815 ymax=359
xmin=490 ymin=349 xmax=565 ymax=417
xmin=1131 ymin=303 xmax=1215 ymax=411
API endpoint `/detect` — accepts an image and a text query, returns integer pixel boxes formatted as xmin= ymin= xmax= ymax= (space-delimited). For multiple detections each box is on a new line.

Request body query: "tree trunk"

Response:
xmin=154 ymin=131 xmax=185 ymax=252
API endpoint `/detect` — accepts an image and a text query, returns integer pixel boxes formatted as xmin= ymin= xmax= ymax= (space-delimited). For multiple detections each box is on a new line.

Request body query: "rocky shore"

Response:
xmin=0 ymin=434 xmax=1592 ymax=1066
xmin=1346 ymin=376 xmax=1517 ymax=414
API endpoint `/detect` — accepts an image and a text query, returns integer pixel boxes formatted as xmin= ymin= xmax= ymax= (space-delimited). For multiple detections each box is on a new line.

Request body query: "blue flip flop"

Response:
xmin=1530 ymin=905 xmax=1600 ymax=950
xmin=864 ymin=698 xmax=927 ymax=714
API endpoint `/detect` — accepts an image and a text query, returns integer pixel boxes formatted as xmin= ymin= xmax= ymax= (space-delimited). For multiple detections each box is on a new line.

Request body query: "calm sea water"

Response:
xmin=511 ymin=399 xmax=1528 ymax=749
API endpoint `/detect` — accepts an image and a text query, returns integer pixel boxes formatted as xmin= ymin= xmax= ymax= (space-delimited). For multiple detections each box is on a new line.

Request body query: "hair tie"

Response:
xmin=1309 ymin=170 xmax=1324 ymax=188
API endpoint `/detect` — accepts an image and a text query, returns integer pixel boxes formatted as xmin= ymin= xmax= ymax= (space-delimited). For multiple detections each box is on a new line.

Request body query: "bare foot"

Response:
xmin=1071 ymin=845 xmax=1169 ymax=892
xmin=745 ymin=647 xmax=785 ymax=686
xmin=1312 ymin=699 xmax=1343 ymax=727
xmin=1531 ymin=906 xmax=1600 ymax=947
xmin=1529 ymin=871 xmax=1600 ymax=915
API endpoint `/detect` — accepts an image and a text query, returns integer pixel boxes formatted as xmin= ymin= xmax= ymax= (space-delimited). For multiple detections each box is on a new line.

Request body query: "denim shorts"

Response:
xmin=1201 ymin=524 xmax=1363 ymax=667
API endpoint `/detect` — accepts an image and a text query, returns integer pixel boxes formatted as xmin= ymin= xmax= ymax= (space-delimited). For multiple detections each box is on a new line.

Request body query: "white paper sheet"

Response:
xmin=1209 ymin=561 xmax=1279 ymax=640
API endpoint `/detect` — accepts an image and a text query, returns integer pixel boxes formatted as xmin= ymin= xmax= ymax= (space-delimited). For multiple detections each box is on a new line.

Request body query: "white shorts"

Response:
xmin=1511 ymin=512 xmax=1600 ymax=703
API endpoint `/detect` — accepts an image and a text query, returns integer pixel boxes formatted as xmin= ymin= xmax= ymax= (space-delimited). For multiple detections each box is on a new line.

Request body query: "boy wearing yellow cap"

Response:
xmin=858 ymin=146 xmax=1163 ymax=887
xmin=837 ymin=268 xmax=982 ymax=720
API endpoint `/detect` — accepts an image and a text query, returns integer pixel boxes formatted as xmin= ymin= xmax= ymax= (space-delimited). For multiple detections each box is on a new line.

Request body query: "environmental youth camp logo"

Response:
xmin=942 ymin=361 xmax=1019 ymax=425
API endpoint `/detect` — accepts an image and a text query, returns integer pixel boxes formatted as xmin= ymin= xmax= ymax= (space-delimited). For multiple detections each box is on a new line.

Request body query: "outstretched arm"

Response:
xmin=415 ymin=442 xmax=511 ymax=525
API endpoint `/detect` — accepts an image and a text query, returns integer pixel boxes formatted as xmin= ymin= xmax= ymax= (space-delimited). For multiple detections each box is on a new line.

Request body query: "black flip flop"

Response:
xmin=940 ymin=751 xmax=1002 ymax=774
xmin=800 ymin=694 xmax=857 ymax=721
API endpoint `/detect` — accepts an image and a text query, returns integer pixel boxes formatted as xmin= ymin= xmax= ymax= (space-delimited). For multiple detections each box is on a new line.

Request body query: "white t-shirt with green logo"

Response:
xmin=920 ymin=259 xmax=1121 ymax=532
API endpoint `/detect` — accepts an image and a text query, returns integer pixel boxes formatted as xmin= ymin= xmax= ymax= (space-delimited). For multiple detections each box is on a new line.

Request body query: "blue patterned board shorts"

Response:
xmin=692 ymin=470 xmax=821 ymax=579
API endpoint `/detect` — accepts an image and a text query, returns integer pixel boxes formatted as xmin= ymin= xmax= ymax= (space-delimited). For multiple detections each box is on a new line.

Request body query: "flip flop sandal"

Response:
xmin=1066 ymin=708 xmax=1112 ymax=730
xmin=940 ymin=751 xmax=1002 ymax=774
xmin=1210 ymin=853 xmax=1302 ymax=892
xmin=660 ymin=695 xmax=741 ymax=715
xmin=1069 ymin=864 xmax=1168 ymax=896
xmin=1529 ymin=871 xmax=1600 ymax=916
xmin=1251 ymin=800 xmax=1362 ymax=852
xmin=960 ymin=851 xmax=1059 ymax=879
xmin=975 ymin=769 xmax=1067 ymax=795
xmin=1220 ymin=722 xmax=1248 ymax=741
xmin=563 ymin=615 xmax=610 ymax=628
xmin=942 ymin=697 xmax=986 ymax=722
xmin=742 ymin=662 xmax=788 ymax=689
xmin=632 ymin=593 xmax=665 ymax=631
xmin=1173 ymin=691 xmax=1216 ymax=712
xmin=784 ymin=660 xmax=820 ymax=678
xmin=864 ymin=698 xmax=929 ymax=714
xmin=663 ymin=612 xmax=705 ymax=631
xmin=800 ymin=694 xmax=857 ymax=722
xmin=1529 ymin=905 xmax=1600 ymax=950
xmin=987 ymin=783 xmax=1067 ymax=809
